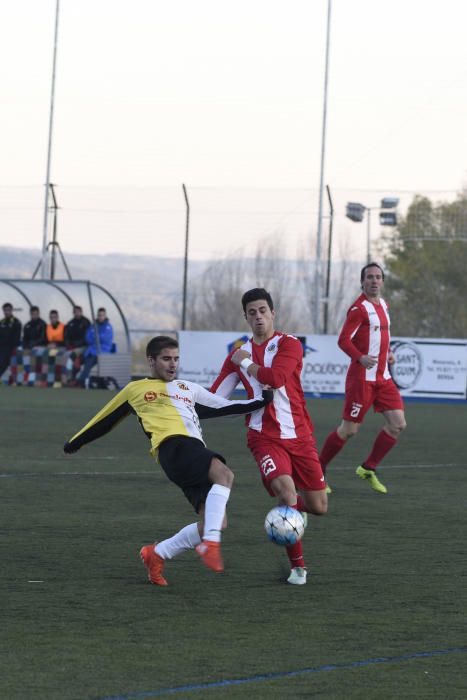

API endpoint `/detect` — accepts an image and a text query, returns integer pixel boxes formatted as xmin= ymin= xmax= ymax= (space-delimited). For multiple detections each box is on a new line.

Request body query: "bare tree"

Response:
xmin=187 ymin=235 xmax=302 ymax=332
xmin=297 ymin=233 xmax=357 ymax=334
xmin=188 ymin=251 xmax=249 ymax=330
xmin=253 ymin=232 xmax=301 ymax=333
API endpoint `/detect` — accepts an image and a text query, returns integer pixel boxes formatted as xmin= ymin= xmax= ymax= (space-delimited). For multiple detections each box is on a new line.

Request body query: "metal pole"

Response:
xmin=366 ymin=207 xmax=371 ymax=263
xmin=313 ymin=0 xmax=332 ymax=334
xmin=181 ymin=184 xmax=190 ymax=330
xmin=323 ymin=184 xmax=334 ymax=334
xmin=50 ymin=184 xmax=58 ymax=279
xmin=41 ymin=0 xmax=60 ymax=279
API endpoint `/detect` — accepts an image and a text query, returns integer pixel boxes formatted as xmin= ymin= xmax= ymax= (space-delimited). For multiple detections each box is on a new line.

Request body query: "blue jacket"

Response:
xmin=85 ymin=319 xmax=114 ymax=357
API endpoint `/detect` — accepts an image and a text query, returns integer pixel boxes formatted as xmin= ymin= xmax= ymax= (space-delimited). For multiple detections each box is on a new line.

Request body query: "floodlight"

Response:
xmin=380 ymin=197 xmax=399 ymax=209
xmin=379 ymin=212 xmax=397 ymax=226
xmin=346 ymin=202 xmax=366 ymax=223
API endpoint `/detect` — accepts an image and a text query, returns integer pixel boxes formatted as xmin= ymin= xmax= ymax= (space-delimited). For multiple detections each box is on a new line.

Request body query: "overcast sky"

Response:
xmin=1 ymin=0 xmax=466 ymax=259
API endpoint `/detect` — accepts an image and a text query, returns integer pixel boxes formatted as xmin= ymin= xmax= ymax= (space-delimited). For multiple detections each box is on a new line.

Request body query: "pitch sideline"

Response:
xmin=98 ymin=646 xmax=467 ymax=700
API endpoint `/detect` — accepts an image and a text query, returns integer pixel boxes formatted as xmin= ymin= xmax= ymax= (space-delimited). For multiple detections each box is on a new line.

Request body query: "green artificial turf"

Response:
xmin=1 ymin=388 xmax=466 ymax=699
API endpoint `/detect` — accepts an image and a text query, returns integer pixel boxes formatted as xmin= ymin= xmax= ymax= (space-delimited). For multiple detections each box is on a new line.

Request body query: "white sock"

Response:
xmin=155 ymin=523 xmax=201 ymax=560
xmin=203 ymin=484 xmax=231 ymax=542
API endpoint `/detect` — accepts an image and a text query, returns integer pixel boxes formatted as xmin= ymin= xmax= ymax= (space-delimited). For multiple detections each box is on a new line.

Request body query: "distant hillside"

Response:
xmin=0 ymin=246 xmax=357 ymax=333
xmin=0 ymin=246 xmax=207 ymax=330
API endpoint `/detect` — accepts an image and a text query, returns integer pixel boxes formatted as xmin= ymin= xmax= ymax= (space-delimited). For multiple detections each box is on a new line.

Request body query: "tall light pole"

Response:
xmin=181 ymin=184 xmax=190 ymax=330
xmin=313 ymin=0 xmax=332 ymax=334
xmin=323 ymin=184 xmax=334 ymax=334
xmin=41 ymin=0 xmax=60 ymax=279
xmin=366 ymin=207 xmax=372 ymax=263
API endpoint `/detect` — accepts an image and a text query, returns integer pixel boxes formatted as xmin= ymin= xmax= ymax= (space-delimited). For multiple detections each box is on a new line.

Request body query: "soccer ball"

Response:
xmin=264 ymin=505 xmax=305 ymax=546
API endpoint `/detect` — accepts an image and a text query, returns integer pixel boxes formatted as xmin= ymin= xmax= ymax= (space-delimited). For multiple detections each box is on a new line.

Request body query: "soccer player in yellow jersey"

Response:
xmin=64 ymin=335 xmax=272 ymax=586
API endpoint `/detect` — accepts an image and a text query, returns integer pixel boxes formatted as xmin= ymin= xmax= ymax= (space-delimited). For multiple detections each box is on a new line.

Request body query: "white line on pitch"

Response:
xmin=331 ymin=463 xmax=463 ymax=470
xmin=0 ymin=471 xmax=157 ymax=478
xmin=0 ymin=463 xmax=464 ymax=478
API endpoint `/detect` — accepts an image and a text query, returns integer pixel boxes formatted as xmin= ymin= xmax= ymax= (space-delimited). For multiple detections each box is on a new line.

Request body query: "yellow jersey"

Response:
xmin=66 ymin=377 xmax=270 ymax=456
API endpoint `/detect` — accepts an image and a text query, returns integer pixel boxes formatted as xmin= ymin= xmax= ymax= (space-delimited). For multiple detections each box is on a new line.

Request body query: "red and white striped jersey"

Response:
xmin=211 ymin=332 xmax=314 ymax=440
xmin=338 ymin=293 xmax=392 ymax=383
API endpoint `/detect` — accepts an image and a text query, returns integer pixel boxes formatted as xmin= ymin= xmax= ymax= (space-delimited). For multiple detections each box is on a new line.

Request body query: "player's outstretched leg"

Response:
xmin=287 ymin=567 xmax=307 ymax=585
xmin=355 ymin=465 xmax=387 ymax=494
xmin=140 ymin=523 xmax=203 ymax=586
xmin=356 ymin=429 xmax=398 ymax=493
xmin=319 ymin=430 xmax=348 ymax=494
xmin=286 ymin=539 xmax=307 ymax=585
xmin=294 ymin=497 xmax=309 ymax=528
xmin=195 ymin=540 xmax=224 ymax=573
xmin=195 ymin=484 xmax=231 ymax=573
xmin=196 ymin=461 xmax=233 ymax=573
xmin=140 ymin=542 xmax=168 ymax=586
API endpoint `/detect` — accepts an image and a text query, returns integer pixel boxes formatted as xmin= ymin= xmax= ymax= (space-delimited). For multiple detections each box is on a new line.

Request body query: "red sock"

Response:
xmin=295 ymin=495 xmax=307 ymax=512
xmin=284 ymin=502 xmax=305 ymax=567
xmin=286 ymin=540 xmax=305 ymax=569
xmin=319 ymin=430 xmax=346 ymax=472
xmin=363 ymin=430 xmax=397 ymax=469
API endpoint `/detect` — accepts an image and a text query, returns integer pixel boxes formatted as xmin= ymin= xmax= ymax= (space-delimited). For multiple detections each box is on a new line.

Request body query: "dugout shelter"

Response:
xmin=0 ymin=279 xmax=131 ymax=387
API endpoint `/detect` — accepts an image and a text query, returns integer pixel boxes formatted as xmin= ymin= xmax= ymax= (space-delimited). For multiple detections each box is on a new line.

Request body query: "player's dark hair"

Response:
xmin=2 ymin=302 xmax=13 ymax=310
xmin=49 ymin=309 xmax=58 ymax=316
xmin=73 ymin=305 xmax=82 ymax=312
xmin=360 ymin=262 xmax=385 ymax=283
xmin=241 ymin=288 xmax=274 ymax=313
xmin=30 ymin=305 xmax=39 ymax=313
xmin=97 ymin=307 xmax=106 ymax=314
xmin=146 ymin=335 xmax=179 ymax=359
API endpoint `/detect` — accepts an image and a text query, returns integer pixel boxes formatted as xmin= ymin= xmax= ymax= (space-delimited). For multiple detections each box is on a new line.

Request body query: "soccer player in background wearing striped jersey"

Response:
xmin=319 ymin=263 xmax=407 ymax=494
xmin=64 ymin=335 xmax=273 ymax=586
xmin=211 ymin=288 xmax=328 ymax=586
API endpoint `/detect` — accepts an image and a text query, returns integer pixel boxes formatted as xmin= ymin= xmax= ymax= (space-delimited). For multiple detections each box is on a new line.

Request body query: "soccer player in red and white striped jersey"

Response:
xmin=319 ymin=263 xmax=407 ymax=494
xmin=211 ymin=288 xmax=327 ymax=585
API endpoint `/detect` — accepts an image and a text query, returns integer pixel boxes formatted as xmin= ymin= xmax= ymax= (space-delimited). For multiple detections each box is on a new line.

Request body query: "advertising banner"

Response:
xmin=178 ymin=331 xmax=249 ymax=387
xmin=389 ymin=337 xmax=467 ymax=399
xmin=299 ymin=335 xmax=349 ymax=395
xmin=178 ymin=331 xmax=467 ymax=401
xmin=302 ymin=335 xmax=467 ymax=399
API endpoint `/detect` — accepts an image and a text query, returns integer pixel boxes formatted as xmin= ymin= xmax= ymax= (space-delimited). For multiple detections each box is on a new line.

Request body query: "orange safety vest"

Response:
xmin=46 ymin=322 xmax=65 ymax=343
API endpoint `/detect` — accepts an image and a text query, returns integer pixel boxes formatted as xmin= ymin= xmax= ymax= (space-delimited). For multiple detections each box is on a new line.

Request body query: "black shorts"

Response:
xmin=158 ymin=436 xmax=226 ymax=513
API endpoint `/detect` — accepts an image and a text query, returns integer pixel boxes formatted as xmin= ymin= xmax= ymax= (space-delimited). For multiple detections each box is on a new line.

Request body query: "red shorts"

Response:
xmin=247 ymin=431 xmax=326 ymax=496
xmin=343 ymin=376 xmax=404 ymax=423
